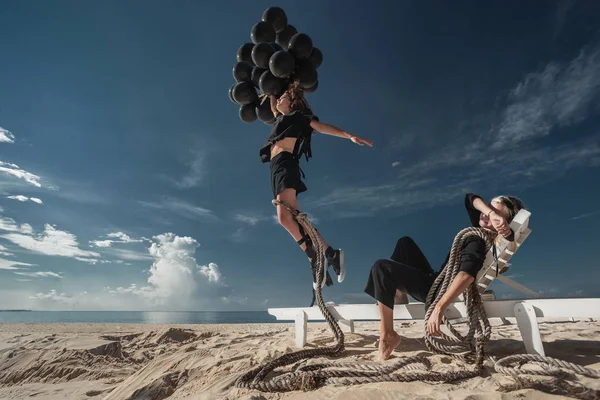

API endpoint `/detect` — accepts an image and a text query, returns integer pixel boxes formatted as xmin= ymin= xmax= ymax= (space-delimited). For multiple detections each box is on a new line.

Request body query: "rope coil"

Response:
xmin=234 ymin=200 xmax=599 ymax=394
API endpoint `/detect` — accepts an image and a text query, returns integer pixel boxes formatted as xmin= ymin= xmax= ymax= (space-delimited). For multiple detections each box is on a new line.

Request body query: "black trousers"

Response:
xmin=364 ymin=236 xmax=436 ymax=309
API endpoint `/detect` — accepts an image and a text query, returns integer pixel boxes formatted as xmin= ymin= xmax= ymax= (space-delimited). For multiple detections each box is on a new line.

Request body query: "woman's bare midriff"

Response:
xmin=270 ymin=137 xmax=298 ymax=160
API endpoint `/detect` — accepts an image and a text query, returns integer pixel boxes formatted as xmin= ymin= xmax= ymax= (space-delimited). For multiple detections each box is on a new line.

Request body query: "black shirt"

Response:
xmin=438 ymin=193 xmax=487 ymax=278
xmin=259 ymin=111 xmax=319 ymax=163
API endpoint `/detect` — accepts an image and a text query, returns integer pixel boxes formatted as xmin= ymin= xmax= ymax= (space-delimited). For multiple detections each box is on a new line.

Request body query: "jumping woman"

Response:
xmin=260 ymin=81 xmax=373 ymax=300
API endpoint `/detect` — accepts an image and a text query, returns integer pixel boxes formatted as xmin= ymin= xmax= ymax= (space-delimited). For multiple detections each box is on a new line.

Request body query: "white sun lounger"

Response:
xmin=268 ymin=210 xmax=600 ymax=354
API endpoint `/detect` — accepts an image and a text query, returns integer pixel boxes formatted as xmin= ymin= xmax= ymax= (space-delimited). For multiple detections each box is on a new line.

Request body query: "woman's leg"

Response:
xmin=389 ymin=236 xmax=434 ymax=305
xmin=378 ymin=301 xmax=402 ymax=360
xmin=365 ymin=258 xmax=435 ymax=360
xmin=276 ymin=188 xmax=334 ymax=287
xmin=276 ymin=188 xmax=335 ymax=256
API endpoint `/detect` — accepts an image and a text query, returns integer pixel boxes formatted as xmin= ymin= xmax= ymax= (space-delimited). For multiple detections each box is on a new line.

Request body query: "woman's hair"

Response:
xmin=285 ymin=81 xmax=311 ymax=114
xmin=492 ymin=195 xmax=526 ymax=222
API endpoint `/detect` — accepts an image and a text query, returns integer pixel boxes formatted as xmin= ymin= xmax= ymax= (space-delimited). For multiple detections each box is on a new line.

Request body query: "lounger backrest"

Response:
xmin=475 ymin=209 xmax=532 ymax=294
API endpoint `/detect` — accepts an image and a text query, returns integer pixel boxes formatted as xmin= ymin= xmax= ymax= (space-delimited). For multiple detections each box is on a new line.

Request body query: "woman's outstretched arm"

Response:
xmin=309 ymin=120 xmax=373 ymax=147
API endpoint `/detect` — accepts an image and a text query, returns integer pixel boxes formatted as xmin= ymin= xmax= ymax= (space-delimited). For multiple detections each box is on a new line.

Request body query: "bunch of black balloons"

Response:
xmin=228 ymin=6 xmax=323 ymax=125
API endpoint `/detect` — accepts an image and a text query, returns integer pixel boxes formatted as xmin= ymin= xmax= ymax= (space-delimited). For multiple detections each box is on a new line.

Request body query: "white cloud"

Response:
xmin=391 ymin=161 xmax=400 ymax=168
xmin=199 ymin=262 xmax=222 ymax=283
xmin=0 ymin=244 xmax=13 ymax=257
xmin=0 ymin=127 xmax=15 ymax=144
xmin=0 ymin=161 xmax=42 ymax=187
xmin=0 ymin=258 xmax=35 ymax=270
xmin=90 ymin=231 xmax=143 ymax=248
xmin=231 ymin=227 xmax=247 ymax=243
xmin=104 ymin=248 xmax=153 ymax=261
xmin=1 ymin=223 xmax=100 ymax=261
xmin=7 ymin=195 xmax=28 ymax=202
xmin=234 ymin=214 xmax=263 ymax=226
xmin=140 ymin=198 xmax=217 ymax=222
xmin=174 ymin=151 xmax=205 ymax=189
xmin=14 ymin=271 xmax=62 ymax=279
xmin=144 ymin=233 xmax=203 ymax=301
xmin=5 ymin=195 xmax=43 ymax=204
xmin=492 ymin=40 xmax=600 ymax=149
xmin=0 ymin=215 xmax=34 ymax=234
xmin=29 ymin=290 xmax=86 ymax=307
xmin=310 ymin=42 xmax=600 ymax=219
xmin=570 ymin=210 xmax=600 ymax=220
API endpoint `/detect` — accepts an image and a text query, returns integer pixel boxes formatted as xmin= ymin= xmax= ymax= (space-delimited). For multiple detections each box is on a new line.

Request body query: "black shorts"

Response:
xmin=364 ymin=237 xmax=437 ymax=308
xmin=270 ymin=152 xmax=307 ymax=198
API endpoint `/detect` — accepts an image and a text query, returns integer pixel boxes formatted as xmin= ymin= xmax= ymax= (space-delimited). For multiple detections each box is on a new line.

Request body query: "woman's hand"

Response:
xmin=489 ymin=211 xmax=511 ymax=238
xmin=427 ymin=305 xmax=444 ymax=336
xmin=349 ymin=134 xmax=373 ymax=147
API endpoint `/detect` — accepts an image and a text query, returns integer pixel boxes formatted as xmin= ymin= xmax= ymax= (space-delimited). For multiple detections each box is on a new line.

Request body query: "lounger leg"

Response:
xmin=295 ymin=310 xmax=307 ymax=348
xmin=339 ymin=319 xmax=354 ymax=333
xmin=514 ymin=302 xmax=545 ymax=356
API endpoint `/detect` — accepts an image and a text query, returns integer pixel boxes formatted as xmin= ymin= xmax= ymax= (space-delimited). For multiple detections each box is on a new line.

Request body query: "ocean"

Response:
xmin=0 ymin=310 xmax=281 ymax=325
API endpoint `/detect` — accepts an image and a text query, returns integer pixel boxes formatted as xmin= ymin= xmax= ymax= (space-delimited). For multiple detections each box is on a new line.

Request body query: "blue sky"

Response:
xmin=0 ymin=1 xmax=599 ymax=311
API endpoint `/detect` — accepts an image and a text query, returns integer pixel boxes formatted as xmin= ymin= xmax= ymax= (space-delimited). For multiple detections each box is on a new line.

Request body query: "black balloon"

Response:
xmin=251 ymin=66 xmax=266 ymax=88
xmin=276 ymin=24 xmax=297 ymax=51
xmin=239 ymin=103 xmax=257 ymax=123
xmin=237 ymin=43 xmax=255 ymax=66
xmin=228 ymin=84 xmax=237 ymax=103
xmin=251 ymin=21 xmax=276 ymax=44
xmin=270 ymin=42 xmax=283 ymax=52
xmin=262 ymin=7 xmax=288 ymax=33
xmin=288 ymin=33 xmax=313 ymax=59
xmin=232 ymin=81 xmax=258 ymax=105
xmin=259 ymin=70 xmax=284 ymax=96
xmin=304 ymin=80 xmax=318 ymax=93
xmin=295 ymin=60 xmax=318 ymax=89
xmin=308 ymin=47 xmax=323 ymax=69
xmin=256 ymin=98 xmax=275 ymax=122
xmin=251 ymin=42 xmax=275 ymax=69
xmin=232 ymin=61 xmax=252 ymax=82
xmin=269 ymin=51 xmax=295 ymax=78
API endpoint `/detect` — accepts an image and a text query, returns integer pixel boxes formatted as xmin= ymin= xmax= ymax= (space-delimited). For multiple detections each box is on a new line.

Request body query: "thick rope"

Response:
xmin=235 ymin=201 xmax=599 ymax=393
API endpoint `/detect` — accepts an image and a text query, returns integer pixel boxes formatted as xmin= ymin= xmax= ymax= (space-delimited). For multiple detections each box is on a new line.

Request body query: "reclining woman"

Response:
xmin=364 ymin=193 xmax=526 ymax=360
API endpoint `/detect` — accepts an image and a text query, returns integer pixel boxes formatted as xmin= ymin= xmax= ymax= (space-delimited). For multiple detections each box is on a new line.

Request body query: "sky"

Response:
xmin=0 ymin=0 xmax=599 ymax=311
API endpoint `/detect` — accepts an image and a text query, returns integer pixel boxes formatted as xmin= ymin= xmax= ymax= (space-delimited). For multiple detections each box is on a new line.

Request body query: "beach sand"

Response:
xmin=0 ymin=319 xmax=598 ymax=400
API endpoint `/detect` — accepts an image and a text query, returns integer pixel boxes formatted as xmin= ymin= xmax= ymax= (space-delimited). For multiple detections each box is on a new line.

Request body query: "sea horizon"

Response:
xmin=0 ymin=310 xmax=282 ymax=324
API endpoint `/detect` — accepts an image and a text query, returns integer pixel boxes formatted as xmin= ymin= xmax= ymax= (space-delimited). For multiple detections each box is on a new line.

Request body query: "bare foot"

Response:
xmin=379 ymin=331 xmax=402 ymax=360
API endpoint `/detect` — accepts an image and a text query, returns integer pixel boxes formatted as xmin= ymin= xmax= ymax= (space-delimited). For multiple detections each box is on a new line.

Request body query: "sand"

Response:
xmin=0 ymin=319 xmax=598 ymax=400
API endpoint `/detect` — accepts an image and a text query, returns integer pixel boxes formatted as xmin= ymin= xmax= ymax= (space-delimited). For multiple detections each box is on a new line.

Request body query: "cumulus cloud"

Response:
xmin=144 ymin=233 xmax=222 ymax=302
xmin=92 ymin=233 xmax=226 ymax=310
xmin=6 ymin=195 xmax=43 ymax=204
xmin=198 ymin=262 xmax=222 ymax=283
xmin=0 ymin=161 xmax=42 ymax=187
xmin=0 ymin=127 xmax=15 ymax=144
xmin=0 ymin=222 xmax=100 ymax=261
